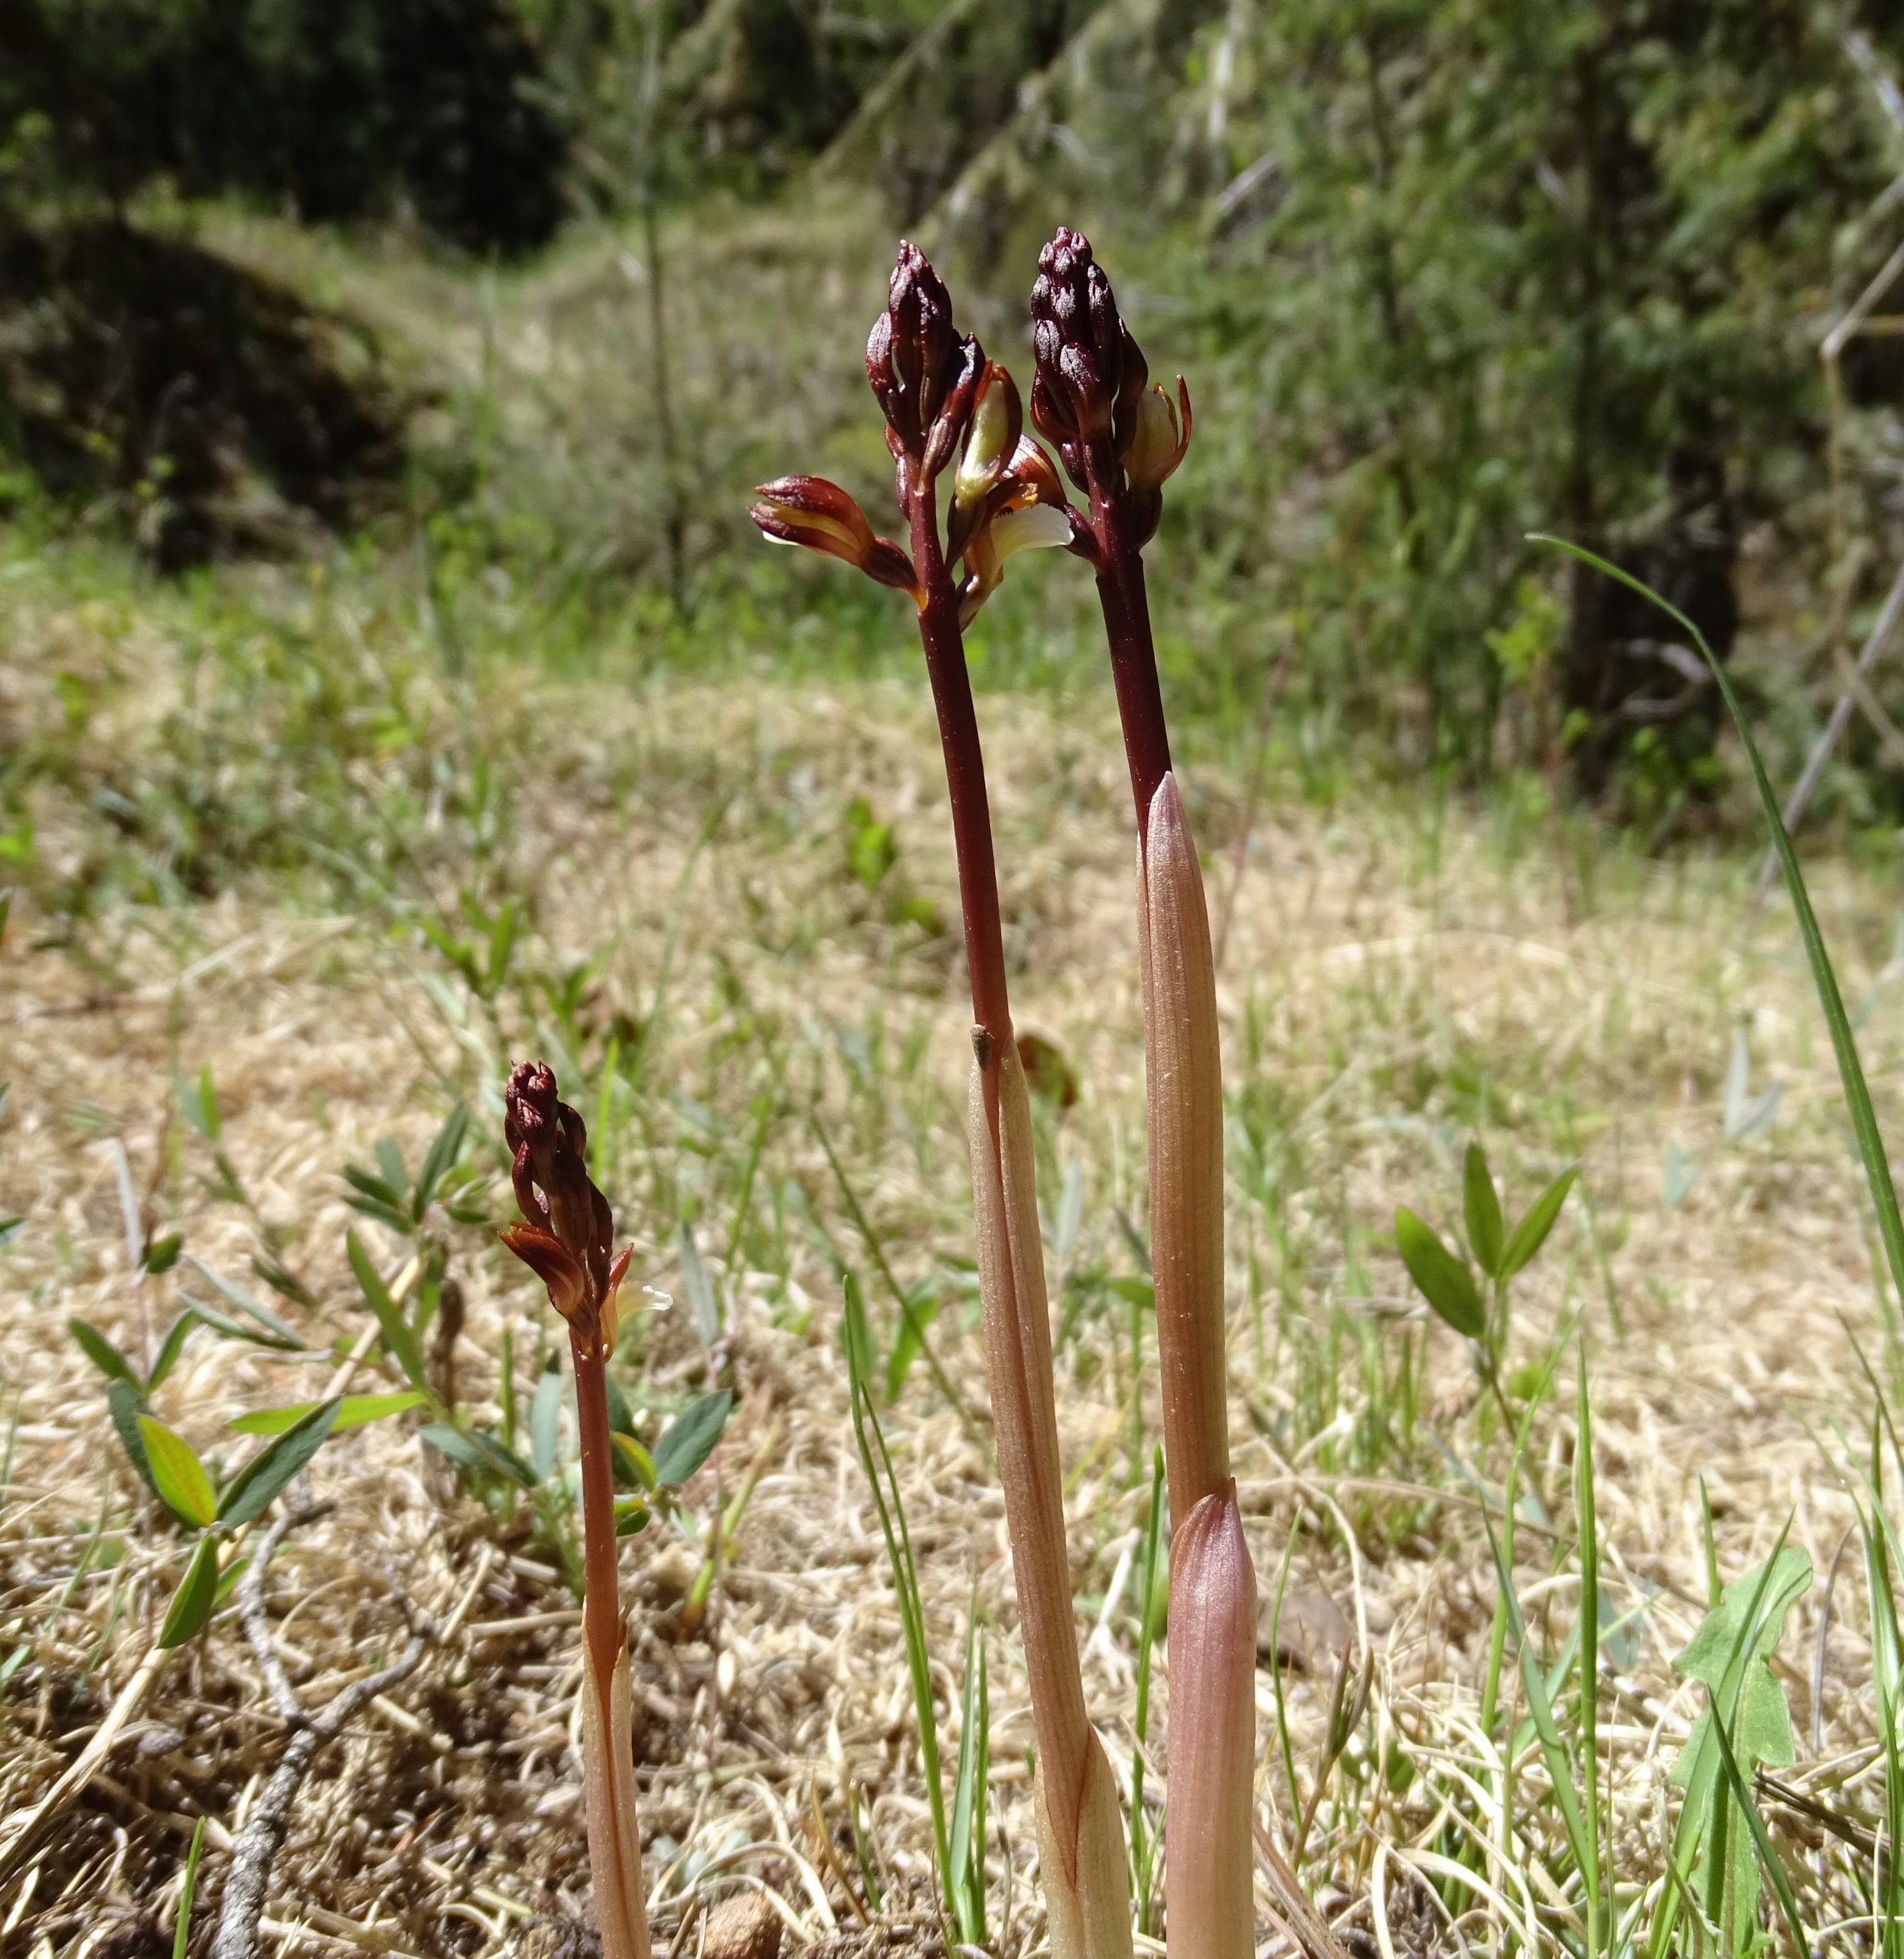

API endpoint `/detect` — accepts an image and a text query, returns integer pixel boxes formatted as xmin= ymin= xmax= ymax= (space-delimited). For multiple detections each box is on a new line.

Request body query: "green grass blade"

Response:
xmin=1702 ymin=1682 xmax=1810 ymax=1954
xmin=173 ymin=1815 xmax=207 ymax=1959
xmin=1481 ymin=1493 xmax=1593 ymax=1883
xmin=841 ymin=1273 xmax=951 ymax=1906
xmin=1532 ymin=535 xmax=1904 ymax=1315
xmin=1576 ymin=1348 xmax=1603 ymax=1959
xmin=815 ymin=1115 xmax=978 ymax=1441
xmin=948 ymin=1582 xmax=987 ymax=1948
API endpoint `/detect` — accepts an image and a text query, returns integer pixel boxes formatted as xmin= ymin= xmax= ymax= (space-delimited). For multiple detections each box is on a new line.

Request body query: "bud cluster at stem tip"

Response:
xmin=1029 ymin=227 xmax=1191 ymax=549
xmin=752 ymin=240 xmax=1077 ymax=625
xmin=500 ymin=1061 xmax=631 ymax=1355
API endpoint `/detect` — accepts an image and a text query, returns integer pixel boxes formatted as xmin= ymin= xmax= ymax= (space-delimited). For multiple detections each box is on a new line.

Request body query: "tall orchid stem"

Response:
xmin=905 ymin=477 xmax=1131 ymax=1959
xmin=1087 ymin=487 xmax=1172 ymax=829
xmin=571 ymin=1320 xmax=653 ymax=1959
xmin=572 ymin=1331 xmax=625 ymax=1691
xmin=907 ymin=483 xmax=1012 ymax=1056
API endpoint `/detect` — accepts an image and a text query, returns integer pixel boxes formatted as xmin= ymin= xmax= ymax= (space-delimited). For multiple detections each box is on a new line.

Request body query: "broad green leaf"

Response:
xmin=1665 ymin=1543 xmax=1811 ymax=1953
xmin=178 ymin=1065 xmax=221 ymax=1143
xmin=374 ymin=1137 xmax=408 ymax=1201
xmin=611 ymin=1432 xmax=657 ymax=1491
xmin=343 ymin=1193 xmax=416 ymax=1235
xmin=1501 ymin=1168 xmax=1579 ymax=1278
xmin=107 ymin=1379 xmax=157 ymax=1491
xmin=68 ymin=1318 xmax=139 ymax=1387
xmin=138 ymin=1416 xmax=217 ymax=1527
xmin=885 ymin=1282 xmax=941 ymax=1402
xmin=343 ymin=1163 xmax=407 ymax=1211
xmin=347 ymin=1231 xmax=428 ymax=1393
xmin=1462 ymin=1142 xmax=1505 ymax=1277
xmin=183 ymin=1257 xmax=305 ymax=1347
xmin=530 ymin=1360 xmax=563 ymax=1481
xmin=420 ymin=1423 xmax=535 ymax=1489
xmin=174 ymin=1294 xmax=302 ymax=1354
xmin=653 ymin=1390 xmax=734 ymax=1487
xmin=229 ymin=1391 xmax=425 ymax=1437
xmin=1394 ymin=1208 xmax=1486 ymax=1339
xmin=157 ymin=1534 xmax=222 ymax=1647
xmin=217 ymin=1400 xmax=341 ymax=1525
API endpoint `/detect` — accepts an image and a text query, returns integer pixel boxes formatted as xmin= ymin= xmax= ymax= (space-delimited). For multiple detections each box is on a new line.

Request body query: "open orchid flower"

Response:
xmin=751 ymin=251 xmax=1072 ymax=624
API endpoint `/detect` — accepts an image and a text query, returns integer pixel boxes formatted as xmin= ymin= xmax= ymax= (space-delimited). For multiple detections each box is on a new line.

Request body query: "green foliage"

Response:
xmin=1182 ymin=0 xmax=1903 ymax=793
xmin=841 ymin=1270 xmax=986 ymax=1935
xmin=2 ymin=0 xmax=567 ymax=250
xmin=1665 ymin=1546 xmax=1811 ymax=1954
xmin=1395 ymin=1142 xmax=1577 ymax=1381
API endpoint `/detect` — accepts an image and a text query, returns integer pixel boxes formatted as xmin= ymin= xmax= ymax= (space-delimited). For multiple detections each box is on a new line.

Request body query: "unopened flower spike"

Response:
xmin=500 ymin=1062 xmax=650 ymax=1959
xmin=1032 ymin=229 xmax=1250 ymax=1959
xmin=1030 ymin=226 xmax=1193 ymax=556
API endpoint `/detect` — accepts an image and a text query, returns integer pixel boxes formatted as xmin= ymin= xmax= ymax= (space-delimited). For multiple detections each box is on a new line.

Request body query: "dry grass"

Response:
xmin=3 ymin=604 xmax=1902 ymax=1957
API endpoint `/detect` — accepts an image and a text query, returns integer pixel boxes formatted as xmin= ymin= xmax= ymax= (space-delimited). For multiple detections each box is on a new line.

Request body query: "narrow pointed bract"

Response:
xmin=969 ymin=1040 xmax=1134 ymax=1959
xmin=1139 ymin=773 xmax=1229 ymax=1525
xmin=1164 ymin=1485 xmax=1258 ymax=1959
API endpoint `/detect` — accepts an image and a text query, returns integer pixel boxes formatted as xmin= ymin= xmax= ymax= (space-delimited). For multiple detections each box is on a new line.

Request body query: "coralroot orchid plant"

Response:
xmin=755 ymin=241 xmax=1133 ymax=1959
xmin=1029 ymin=227 xmax=1257 ymax=1959
xmin=500 ymin=1063 xmax=652 ymax=1959
xmin=751 ymin=234 xmax=1254 ymax=1959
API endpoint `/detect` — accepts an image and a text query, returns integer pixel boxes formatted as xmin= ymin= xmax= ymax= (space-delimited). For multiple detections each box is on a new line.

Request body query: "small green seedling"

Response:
xmin=119 ymin=1400 xmax=349 ymax=1645
xmin=1395 ymin=1139 xmax=1576 ymax=1400
xmin=419 ymin=1339 xmax=733 ymax=1596
xmin=177 ymin=1065 xmax=249 ymax=1207
xmin=342 ymin=1104 xmax=485 ymax=1237
xmin=1655 ymin=1542 xmax=1811 ymax=1958
xmin=416 ymin=890 xmax=523 ymax=1005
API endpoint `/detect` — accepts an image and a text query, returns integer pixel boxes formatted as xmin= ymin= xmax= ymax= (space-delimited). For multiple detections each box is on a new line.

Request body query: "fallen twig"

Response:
xmin=211 ymin=1506 xmax=434 ymax=1959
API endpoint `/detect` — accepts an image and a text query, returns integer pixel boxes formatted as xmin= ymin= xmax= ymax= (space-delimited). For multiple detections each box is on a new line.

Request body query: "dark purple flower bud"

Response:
xmin=1029 ymin=228 xmax=1153 ymax=494
xmin=503 ymin=1061 xmax=621 ymax=1340
xmin=866 ymin=241 xmax=979 ymax=484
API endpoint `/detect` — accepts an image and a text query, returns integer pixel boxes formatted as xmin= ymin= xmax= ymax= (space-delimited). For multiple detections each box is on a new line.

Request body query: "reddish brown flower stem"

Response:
xmin=1084 ymin=458 xmax=1172 ymax=829
xmin=906 ymin=481 xmax=1014 ymax=1071
xmin=570 ymin=1327 xmax=623 ymax=1684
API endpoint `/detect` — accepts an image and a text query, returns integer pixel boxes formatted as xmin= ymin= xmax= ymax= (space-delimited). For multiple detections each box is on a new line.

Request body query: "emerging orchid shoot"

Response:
xmin=500 ymin=1063 xmax=652 ymax=1959
xmin=750 ymin=243 xmax=1131 ymax=1959
xmin=1030 ymin=229 xmax=1255 ymax=1959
